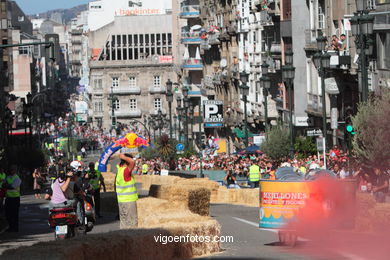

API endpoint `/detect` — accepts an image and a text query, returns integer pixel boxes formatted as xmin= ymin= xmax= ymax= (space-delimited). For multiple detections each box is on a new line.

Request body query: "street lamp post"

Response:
xmin=313 ymin=37 xmax=331 ymax=155
xmin=260 ymin=61 xmax=271 ymax=130
xmin=165 ymin=79 xmax=174 ymax=139
xmin=282 ymin=50 xmax=296 ymax=157
xmin=239 ymin=71 xmax=250 ymax=148
xmin=183 ymin=87 xmax=190 ymax=148
xmin=173 ymin=115 xmax=177 ymax=140
xmin=350 ymin=0 xmax=375 ymax=102
xmin=176 ymin=95 xmax=182 ymax=142
xmin=189 ymin=103 xmax=194 ymax=146
xmin=110 ymin=86 xmax=118 ymax=131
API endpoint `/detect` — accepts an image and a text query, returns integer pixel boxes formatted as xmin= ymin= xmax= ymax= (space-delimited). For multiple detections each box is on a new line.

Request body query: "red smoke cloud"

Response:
xmin=282 ymin=177 xmax=390 ymax=260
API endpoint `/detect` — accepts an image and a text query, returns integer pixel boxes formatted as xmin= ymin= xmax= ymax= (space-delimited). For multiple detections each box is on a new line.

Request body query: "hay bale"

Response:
xmin=188 ymin=188 xmax=211 ymax=216
xmin=1 ymin=229 xmax=194 ymax=260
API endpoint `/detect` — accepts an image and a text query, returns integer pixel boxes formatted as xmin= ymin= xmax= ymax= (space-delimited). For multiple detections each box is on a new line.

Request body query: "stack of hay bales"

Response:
xmin=103 ymin=174 xmax=260 ymax=207
xmin=1 ymin=229 xmax=195 ymax=260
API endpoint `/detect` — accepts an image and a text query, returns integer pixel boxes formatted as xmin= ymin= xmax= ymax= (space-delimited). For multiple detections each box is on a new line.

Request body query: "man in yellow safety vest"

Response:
xmin=141 ymin=163 xmax=148 ymax=175
xmin=88 ymin=162 xmax=106 ymax=217
xmin=3 ymin=165 xmax=21 ymax=232
xmin=116 ymin=154 xmax=138 ymax=229
xmin=248 ymin=163 xmax=260 ymax=188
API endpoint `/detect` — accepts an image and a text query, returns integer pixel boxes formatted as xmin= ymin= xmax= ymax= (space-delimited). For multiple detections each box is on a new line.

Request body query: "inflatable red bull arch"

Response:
xmin=97 ymin=133 xmax=150 ymax=172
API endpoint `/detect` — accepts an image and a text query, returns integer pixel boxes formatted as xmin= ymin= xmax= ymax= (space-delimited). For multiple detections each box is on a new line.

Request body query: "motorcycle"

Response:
xmin=80 ymin=186 xmax=96 ymax=233
xmin=48 ymin=206 xmax=78 ymax=240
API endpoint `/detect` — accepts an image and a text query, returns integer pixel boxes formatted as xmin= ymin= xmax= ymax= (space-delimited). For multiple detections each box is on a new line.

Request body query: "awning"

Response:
xmin=233 ymin=127 xmax=255 ymax=138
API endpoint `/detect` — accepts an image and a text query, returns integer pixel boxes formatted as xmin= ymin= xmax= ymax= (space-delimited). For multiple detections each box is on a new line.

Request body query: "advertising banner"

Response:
xmin=259 ymin=181 xmax=311 ymax=229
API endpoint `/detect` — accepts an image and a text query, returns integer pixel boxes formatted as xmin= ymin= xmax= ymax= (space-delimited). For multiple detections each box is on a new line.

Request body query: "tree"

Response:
xmin=262 ymin=125 xmax=291 ymax=160
xmin=352 ymin=90 xmax=390 ymax=168
xmin=294 ymin=136 xmax=317 ymax=159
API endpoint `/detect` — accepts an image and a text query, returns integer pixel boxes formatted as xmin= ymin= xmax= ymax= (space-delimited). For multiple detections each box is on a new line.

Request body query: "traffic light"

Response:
xmin=345 ymin=115 xmax=356 ymax=135
xmin=346 ymin=124 xmax=356 ymax=135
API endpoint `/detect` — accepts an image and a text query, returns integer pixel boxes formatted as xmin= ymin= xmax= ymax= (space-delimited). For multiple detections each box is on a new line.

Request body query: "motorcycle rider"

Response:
xmin=49 ymin=168 xmax=83 ymax=225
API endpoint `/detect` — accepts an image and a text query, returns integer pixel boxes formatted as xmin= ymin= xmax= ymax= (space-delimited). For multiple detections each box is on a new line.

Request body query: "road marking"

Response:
xmin=232 ymin=217 xmax=278 ymax=233
xmin=232 ymin=217 xmax=311 ymax=242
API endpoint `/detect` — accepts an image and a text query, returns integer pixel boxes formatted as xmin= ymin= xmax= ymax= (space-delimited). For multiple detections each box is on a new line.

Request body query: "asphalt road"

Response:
xmin=0 ymin=195 xmax=372 ymax=259
xmin=207 ymin=204 xmax=308 ymax=260
xmin=0 ymin=195 xmax=120 ymax=254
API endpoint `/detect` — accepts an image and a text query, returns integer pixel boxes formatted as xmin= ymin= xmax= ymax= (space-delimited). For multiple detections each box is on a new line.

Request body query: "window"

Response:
xmin=94 ymin=78 xmax=103 ymax=90
xmin=113 ymin=99 xmax=120 ymax=110
xmin=129 ymin=99 xmax=137 ymax=111
xmin=154 ymin=98 xmax=162 ymax=111
xmin=129 ymin=77 xmax=137 ymax=88
xmin=318 ymin=6 xmax=325 ymax=29
xmin=18 ymin=16 xmax=24 ymax=22
xmin=19 ymin=46 xmax=29 ymax=55
xmin=112 ymin=77 xmax=119 ymax=88
xmin=153 ymin=76 xmax=161 ymax=87
xmin=94 ymin=101 xmax=103 ymax=112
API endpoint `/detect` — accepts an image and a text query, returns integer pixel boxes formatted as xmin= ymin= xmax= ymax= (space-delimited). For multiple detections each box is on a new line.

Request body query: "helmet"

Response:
xmin=70 ymin=160 xmax=82 ymax=170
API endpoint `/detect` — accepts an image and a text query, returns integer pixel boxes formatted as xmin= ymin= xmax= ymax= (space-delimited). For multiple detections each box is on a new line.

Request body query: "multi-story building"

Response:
xmin=250 ymin=0 xmax=281 ymax=129
xmin=88 ymin=14 xmax=175 ymax=130
xmin=373 ymin=0 xmax=390 ymax=93
xmin=172 ymin=0 xmax=205 ymax=143
xmin=303 ymin=0 xmax=358 ymax=148
xmin=198 ymin=0 xmax=243 ymax=142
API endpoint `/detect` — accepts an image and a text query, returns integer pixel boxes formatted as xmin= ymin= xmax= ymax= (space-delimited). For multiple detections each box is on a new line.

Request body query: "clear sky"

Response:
xmin=14 ymin=0 xmax=91 ymax=15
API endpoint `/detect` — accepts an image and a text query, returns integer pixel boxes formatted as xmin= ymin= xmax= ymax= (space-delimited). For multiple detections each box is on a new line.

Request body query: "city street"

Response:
xmin=0 ymin=195 xmax=366 ymax=259
xmin=0 ymin=195 xmax=120 ymax=254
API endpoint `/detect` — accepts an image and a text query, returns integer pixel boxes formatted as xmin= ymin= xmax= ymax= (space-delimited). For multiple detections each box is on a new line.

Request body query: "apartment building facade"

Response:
xmin=88 ymin=14 xmax=175 ymax=130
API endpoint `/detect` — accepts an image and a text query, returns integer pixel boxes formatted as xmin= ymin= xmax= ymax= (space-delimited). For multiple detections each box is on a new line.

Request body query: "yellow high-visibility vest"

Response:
xmin=6 ymin=175 xmax=21 ymax=198
xmin=249 ymin=165 xmax=260 ymax=182
xmin=142 ymin=164 xmax=148 ymax=174
xmin=89 ymin=170 xmax=102 ymax=190
xmin=116 ymin=166 xmax=138 ymax=203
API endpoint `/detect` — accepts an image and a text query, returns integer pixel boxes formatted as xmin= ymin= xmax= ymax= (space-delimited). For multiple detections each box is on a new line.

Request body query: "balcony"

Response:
xmin=115 ymin=109 xmax=142 ymax=118
xmin=228 ymin=22 xmax=238 ymax=35
xmin=208 ymin=33 xmax=220 ymax=45
xmin=328 ymin=51 xmax=351 ymax=70
xmin=212 ymin=72 xmax=222 ymax=85
xmin=260 ymin=10 xmax=273 ymax=26
xmin=71 ymin=29 xmax=83 ymax=35
xmin=304 ymin=29 xmax=321 ymax=52
xmin=180 ymin=5 xmax=200 ymax=18
xmin=149 ymin=86 xmax=166 ymax=94
xmin=112 ymin=86 xmax=141 ymax=95
xmin=150 ymin=109 xmax=167 ymax=115
xmin=182 ymin=58 xmax=203 ymax=70
xmin=93 ymin=88 xmax=104 ymax=95
xmin=218 ymin=28 xmax=231 ymax=42
xmin=270 ymin=42 xmax=282 ymax=59
xmin=181 ymin=31 xmax=202 ymax=44
xmin=71 ymin=40 xmax=82 ymax=45
xmin=93 ymin=111 xmax=104 ymax=118
xmin=230 ymin=64 xmax=239 ymax=79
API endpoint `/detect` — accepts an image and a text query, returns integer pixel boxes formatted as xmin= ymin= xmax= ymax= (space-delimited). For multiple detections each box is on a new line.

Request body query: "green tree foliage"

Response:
xmin=262 ymin=125 xmax=291 ymax=160
xmin=352 ymin=90 xmax=390 ymax=167
xmin=294 ymin=136 xmax=317 ymax=158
